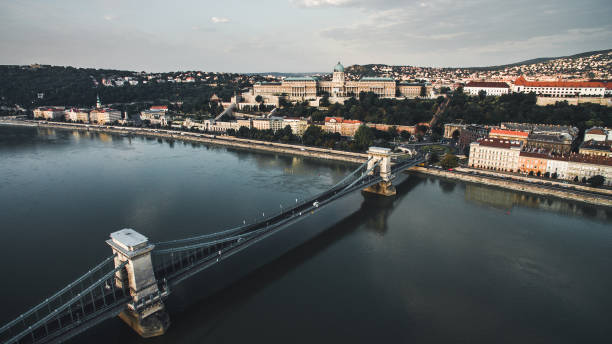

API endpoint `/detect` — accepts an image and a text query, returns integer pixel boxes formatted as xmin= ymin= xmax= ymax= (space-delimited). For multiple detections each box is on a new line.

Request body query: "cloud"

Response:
xmin=211 ymin=17 xmax=230 ymax=23
xmin=291 ymin=0 xmax=357 ymax=8
xmin=103 ymin=15 xmax=115 ymax=21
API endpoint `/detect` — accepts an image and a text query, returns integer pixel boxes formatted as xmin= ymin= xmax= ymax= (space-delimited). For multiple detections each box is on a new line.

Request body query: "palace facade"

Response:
xmin=253 ymin=62 xmax=430 ymax=101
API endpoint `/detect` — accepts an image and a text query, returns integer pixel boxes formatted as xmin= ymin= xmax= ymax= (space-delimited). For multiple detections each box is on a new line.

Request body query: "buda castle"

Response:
xmin=253 ymin=62 xmax=431 ymax=101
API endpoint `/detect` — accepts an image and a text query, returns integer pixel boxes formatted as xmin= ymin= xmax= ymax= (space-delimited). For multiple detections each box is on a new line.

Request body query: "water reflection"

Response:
xmin=361 ymin=175 xmax=423 ymax=235
xmin=464 ymin=182 xmax=611 ymax=221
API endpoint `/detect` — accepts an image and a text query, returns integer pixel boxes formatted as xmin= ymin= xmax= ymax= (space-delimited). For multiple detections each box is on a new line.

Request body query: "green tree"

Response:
xmin=428 ymin=152 xmax=439 ymax=164
xmin=420 ymin=85 xmax=427 ymax=97
xmin=320 ymin=94 xmax=330 ymax=107
xmin=255 ymin=95 xmax=263 ymax=103
xmin=439 ymin=153 xmax=458 ymax=169
xmin=587 ymin=175 xmax=605 ymax=187
xmin=478 ymin=89 xmax=487 ymax=100
xmin=302 ymin=125 xmax=324 ymax=146
xmin=354 ymin=125 xmax=374 ymax=151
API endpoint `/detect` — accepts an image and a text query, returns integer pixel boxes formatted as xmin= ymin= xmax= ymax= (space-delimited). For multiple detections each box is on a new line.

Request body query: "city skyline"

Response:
xmin=1 ymin=0 xmax=611 ymax=73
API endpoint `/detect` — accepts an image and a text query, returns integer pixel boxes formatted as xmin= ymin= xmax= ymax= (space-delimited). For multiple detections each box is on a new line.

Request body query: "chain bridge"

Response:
xmin=0 ymin=147 xmax=424 ymax=344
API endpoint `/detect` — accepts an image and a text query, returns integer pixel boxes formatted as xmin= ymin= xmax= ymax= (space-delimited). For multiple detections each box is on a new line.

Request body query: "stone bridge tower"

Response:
xmin=107 ymin=229 xmax=170 ymax=338
xmin=363 ymin=147 xmax=396 ymax=196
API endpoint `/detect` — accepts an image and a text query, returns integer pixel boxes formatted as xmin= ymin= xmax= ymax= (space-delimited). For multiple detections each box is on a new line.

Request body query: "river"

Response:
xmin=1 ymin=125 xmax=611 ymax=343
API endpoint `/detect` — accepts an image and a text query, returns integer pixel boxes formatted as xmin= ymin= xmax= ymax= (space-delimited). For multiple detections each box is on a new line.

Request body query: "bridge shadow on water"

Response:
xmin=75 ymin=175 xmax=424 ymax=343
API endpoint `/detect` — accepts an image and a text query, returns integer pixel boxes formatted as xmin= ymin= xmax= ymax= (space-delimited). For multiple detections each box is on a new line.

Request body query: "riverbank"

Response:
xmin=4 ymin=118 xmax=611 ymax=207
xmin=0 ymin=119 xmax=368 ymax=164
xmin=411 ymin=166 xmax=612 ymax=207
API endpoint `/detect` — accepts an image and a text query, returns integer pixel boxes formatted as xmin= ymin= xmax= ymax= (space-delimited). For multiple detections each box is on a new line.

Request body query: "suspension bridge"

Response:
xmin=0 ymin=147 xmax=424 ymax=344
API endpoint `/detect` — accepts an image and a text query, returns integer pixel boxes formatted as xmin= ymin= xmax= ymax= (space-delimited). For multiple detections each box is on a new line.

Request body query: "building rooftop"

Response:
xmin=465 ymin=81 xmax=510 ymax=88
xmin=514 ymin=75 xmax=606 ymax=88
xmin=567 ymin=153 xmax=612 ymax=166
xmin=475 ymin=137 xmax=522 ymax=149
xmin=528 ymin=132 xmax=573 ymax=143
xmin=334 ymin=61 xmax=344 ymax=73
xmin=490 ymin=128 xmax=529 ymax=138
xmin=585 ymin=127 xmax=607 ymax=135
xmin=580 ymin=140 xmax=612 ymax=152
xmin=110 ymin=228 xmax=148 ymax=251
xmin=325 ymin=116 xmax=362 ymax=124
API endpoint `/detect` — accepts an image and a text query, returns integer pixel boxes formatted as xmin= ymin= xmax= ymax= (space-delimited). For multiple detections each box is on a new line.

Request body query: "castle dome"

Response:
xmin=333 ymin=61 xmax=344 ymax=72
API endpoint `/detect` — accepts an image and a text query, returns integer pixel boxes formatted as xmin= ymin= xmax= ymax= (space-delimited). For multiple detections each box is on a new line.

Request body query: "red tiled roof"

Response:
xmin=490 ymin=128 xmax=529 ymax=138
xmin=151 ymin=105 xmax=168 ymax=110
xmin=325 ymin=116 xmax=343 ymax=123
xmin=586 ymin=128 xmax=606 ymax=135
xmin=325 ymin=117 xmax=362 ymax=124
xmin=465 ymin=81 xmax=509 ymax=88
xmin=514 ymin=75 xmax=605 ymax=88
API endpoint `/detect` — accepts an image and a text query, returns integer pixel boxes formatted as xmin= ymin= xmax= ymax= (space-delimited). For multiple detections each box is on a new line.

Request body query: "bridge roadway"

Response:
xmin=0 ymin=154 xmax=424 ymax=344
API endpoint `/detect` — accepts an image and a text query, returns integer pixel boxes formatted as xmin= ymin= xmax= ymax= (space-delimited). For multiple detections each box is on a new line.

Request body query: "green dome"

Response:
xmin=333 ymin=61 xmax=344 ymax=72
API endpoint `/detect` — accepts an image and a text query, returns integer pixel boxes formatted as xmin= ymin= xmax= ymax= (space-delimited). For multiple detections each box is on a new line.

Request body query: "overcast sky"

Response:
xmin=1 ymin=0 xmax=610 ymax=72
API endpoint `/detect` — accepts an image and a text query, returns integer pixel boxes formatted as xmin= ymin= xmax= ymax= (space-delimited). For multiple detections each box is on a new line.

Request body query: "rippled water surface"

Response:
xmin=1 ymin=125 xmax=611 ymax=343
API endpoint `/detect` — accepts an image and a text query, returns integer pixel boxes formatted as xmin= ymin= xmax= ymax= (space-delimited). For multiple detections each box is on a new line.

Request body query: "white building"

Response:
xmin=90 ymin=109 xmax=121 ymax=124
xmin=464 ymin=81 xmax=510 ymax=96
xmin=545 ymin=157 xmax=569 ymax=179
xmin=140 ymin=106 xmax=171 ymax=126
xmin=468 ymin=138 xmax=523 ymax=172
xmin=282 ymin=118 xmax=309 ymax=136
xmin=64 ymin=108 xmax=90 ymax=122
xmin=584 ymin=127 xmax=612 ymax=142
xmin=512 ymin=76 xmax=606 ymax=97
xmin=566 ymin=155 xmax=612 ymax=185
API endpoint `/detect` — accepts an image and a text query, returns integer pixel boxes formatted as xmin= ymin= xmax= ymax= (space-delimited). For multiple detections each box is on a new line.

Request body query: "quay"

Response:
xmin=411 ymin=166 xmax=612 ymax=207
xmin=2 ymin=118 xmax=611 ymax=207
xmin=0 ymin=119 xmax=368 ymax=164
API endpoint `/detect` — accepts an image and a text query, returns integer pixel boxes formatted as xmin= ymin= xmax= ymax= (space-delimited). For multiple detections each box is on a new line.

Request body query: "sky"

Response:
xmin=1 ymin=0 xmax=611 ymax=73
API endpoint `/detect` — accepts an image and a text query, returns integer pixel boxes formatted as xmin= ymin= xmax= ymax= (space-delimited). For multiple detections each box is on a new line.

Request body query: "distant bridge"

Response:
xmin=0 ymin=147 xmax=424 ymax=344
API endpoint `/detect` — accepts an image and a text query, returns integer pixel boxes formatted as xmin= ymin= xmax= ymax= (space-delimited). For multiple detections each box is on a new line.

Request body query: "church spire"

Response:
xmin=96 ymin=94 xmax=102 ymax=109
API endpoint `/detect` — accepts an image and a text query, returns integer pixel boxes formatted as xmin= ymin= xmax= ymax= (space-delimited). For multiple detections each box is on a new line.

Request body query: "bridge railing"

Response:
xmin=152 ymin=159 xmax=373 ymax=250
xmin=0 ymin=258 xmax=130 ymax=344
xmin=151 ymin=159 xmax=385 ymax=284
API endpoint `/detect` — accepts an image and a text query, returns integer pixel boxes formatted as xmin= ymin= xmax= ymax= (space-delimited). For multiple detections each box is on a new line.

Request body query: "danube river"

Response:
xmin=1 ymin=125 xmax=611 ymax=343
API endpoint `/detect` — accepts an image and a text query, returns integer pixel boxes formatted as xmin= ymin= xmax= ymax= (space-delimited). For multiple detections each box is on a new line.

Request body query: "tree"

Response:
xmin=587 ymin=175 xmax=604 ymax=187
xmin=354 ymin=125 xmax=374 ymax=151
xmin=320 ymin=94 xmax=330 ymax=107
xmin=581 ymin=177 xmax=588 ymax=184
xmin=420 ymin=86 xmax=427 ymax=97
xmin=387 ymin=126 xmax=398 ymax=139
xmin=427 ymin=152 xmax=439 ymax=164
xmin=255 ymin=95 xmax=263 ymax=103
xmin=279 ymin=97 xmax=290 ymax=108
xmin=237 ymin=126 xmax=250 ymax=138
xmin=478 ymin=89 xmax=487 ymax=101
xmin=439 ymin=153 xmax=459 ymax=169
xmin=302 ymin=125 xmax=323 ymax=146
xmin=573 ymin=176 xmax=579 ymax=182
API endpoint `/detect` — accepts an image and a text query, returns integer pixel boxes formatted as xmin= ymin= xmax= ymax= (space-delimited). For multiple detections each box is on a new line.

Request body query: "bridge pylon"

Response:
xmin=107 ymin=229 xmax=170 ymax=338
xmin=363 ymin=147 xmax=396 ymax=196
